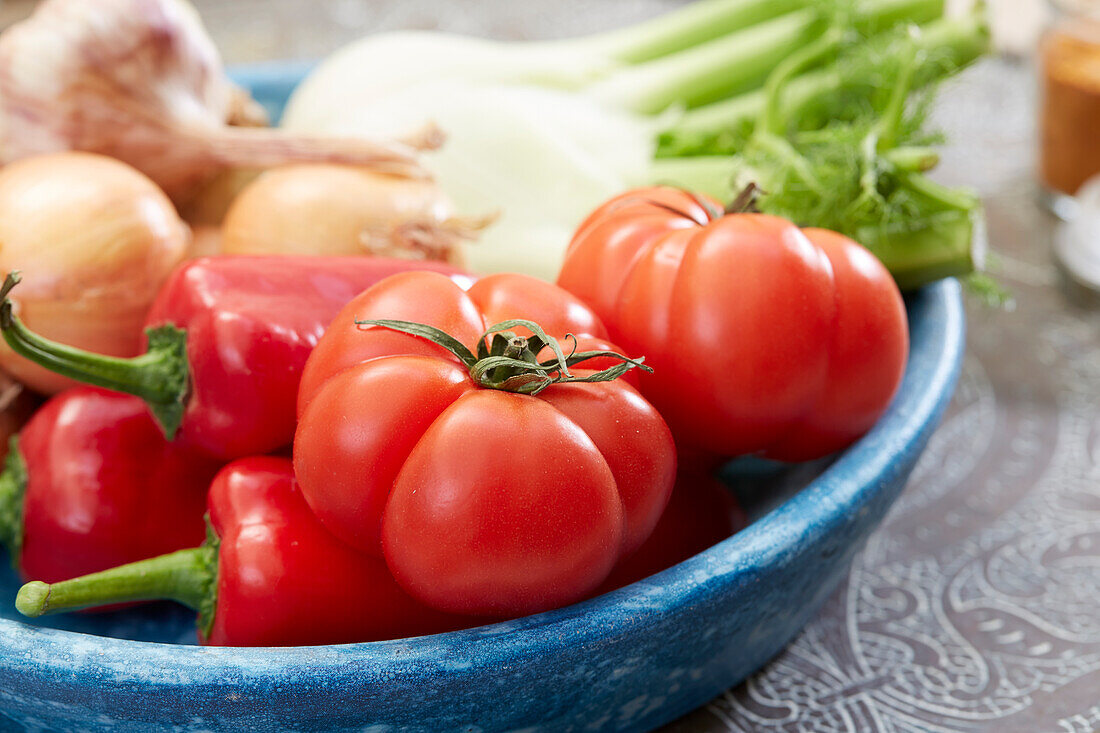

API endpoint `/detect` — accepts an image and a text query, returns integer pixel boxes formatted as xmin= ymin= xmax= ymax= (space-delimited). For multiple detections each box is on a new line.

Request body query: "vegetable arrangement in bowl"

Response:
xmin=3 ymin=197 xmax=904 ymax=638
xmin=0 ymin=0 xmax=982 ymax=727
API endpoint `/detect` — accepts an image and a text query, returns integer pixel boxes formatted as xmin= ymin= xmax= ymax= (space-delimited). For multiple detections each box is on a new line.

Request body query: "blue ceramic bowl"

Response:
xmin=0 ymin=66 xmax=966 ymax=732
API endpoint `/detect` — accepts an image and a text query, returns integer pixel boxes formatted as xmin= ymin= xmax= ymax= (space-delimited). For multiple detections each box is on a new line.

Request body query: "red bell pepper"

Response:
xmin=14 ymin=456 xmax=473 ymax=646
xmin=0 ymin=257 xmax=467 ymax=461
xmin=0 ymin=387 xmax=220 ymax=584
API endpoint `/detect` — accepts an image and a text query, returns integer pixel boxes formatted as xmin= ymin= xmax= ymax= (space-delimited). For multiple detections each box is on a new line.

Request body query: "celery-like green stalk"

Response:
xmin=649 ymin=5 xmax=991 ymax=291
xmin=587 ymin=0 xmax=810 ymax=63
xmin=589 ymin=0 xmax=944 ymax=114
xmin=856 ymin=210 xmax=979 ymax=290
xmin=665 ymin=8 xmax=989 ymax=143
xmin=648 ymin=12 xmax=988 ymax=193
xmin=647 ymin=156 xmax=739 ymax=200
xmin=587 ymin=9 xmax=825 ymax=114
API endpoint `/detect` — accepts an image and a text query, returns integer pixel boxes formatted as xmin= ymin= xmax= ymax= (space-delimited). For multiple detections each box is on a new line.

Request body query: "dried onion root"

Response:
xmin=221 ymin=164 xmax=491 ymax=268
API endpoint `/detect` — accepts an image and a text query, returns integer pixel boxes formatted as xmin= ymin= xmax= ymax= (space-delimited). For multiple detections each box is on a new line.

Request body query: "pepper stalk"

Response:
xmin=0 ymin=273 xmax=190 ymax=439
xmin=16 ymin=520 xmax=220 ymax=638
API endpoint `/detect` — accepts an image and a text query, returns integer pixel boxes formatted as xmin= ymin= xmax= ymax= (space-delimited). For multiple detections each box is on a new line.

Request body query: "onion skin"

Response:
xmin=0 ymin=153 xmax=189 ymax=394
xmin=222 ymin=164 xmax=465 ymax=265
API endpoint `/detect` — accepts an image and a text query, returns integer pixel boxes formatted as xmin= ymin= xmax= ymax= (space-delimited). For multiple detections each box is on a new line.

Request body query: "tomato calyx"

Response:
xmin=355 ymin=317 xmax=652 ymax=396
xmin=724 ymin=182 xmax=761 ymax=215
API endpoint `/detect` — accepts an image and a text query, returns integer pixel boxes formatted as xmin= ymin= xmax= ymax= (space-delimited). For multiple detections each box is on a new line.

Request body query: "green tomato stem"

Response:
xmin=357 ymin=318 xmax=650 ymax=396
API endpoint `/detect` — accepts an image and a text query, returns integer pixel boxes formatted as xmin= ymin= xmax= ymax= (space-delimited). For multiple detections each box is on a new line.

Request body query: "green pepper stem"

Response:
xmin=16 ymin=520 xmax=220 ymax=637
xmin=0 ymin=436 xmax=27 ymax=564
xmin=16 ymin=547 xmax=210 ymax=617
xmin=0 ymin=273 xmax=189 ymax=440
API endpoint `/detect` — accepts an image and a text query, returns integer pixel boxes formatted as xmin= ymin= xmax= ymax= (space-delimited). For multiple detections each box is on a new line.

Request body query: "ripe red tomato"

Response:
xmin=597 ymin=467 xmax=747 ymax=593
xmin=557 ymin=187 xmax=909 ymax=461
xmin=293 ymin=271 xmax=676 ymax=617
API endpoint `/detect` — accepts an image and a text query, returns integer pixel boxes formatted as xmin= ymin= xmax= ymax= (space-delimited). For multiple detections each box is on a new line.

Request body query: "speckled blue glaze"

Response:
xmin=0 ymin=66 xmax=966 ymax=732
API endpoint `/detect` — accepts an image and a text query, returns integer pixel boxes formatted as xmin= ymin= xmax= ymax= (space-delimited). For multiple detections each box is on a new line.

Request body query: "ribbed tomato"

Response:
xmin=557 ymin=186 xmax=909 ymax=461
xmin=293 ymin=270 xmax=676 ymax=617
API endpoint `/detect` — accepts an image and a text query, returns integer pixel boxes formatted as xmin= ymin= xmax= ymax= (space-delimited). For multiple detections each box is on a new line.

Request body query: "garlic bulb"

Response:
xmin=0 ymin=152 xmax=190 ymax=394
xmin=0 ymin=0 xmax=435 ymax=204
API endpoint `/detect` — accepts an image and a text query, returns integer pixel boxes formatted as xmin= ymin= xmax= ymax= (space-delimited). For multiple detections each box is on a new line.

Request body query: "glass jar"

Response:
xmin=1039 ymin=0 xmax=1100 ymax=219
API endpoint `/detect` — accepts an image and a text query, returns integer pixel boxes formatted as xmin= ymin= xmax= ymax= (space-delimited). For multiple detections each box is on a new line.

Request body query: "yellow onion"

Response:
xmin=0 ymin=152 xmax=189 ymax=394
xmin=186 ymin=224 xmax=224 ymax=259
xmin=222 ymin=164 xmax=486 ymax=266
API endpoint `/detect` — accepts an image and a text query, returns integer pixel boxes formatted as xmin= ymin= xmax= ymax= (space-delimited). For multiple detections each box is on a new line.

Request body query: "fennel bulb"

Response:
xmin=282 ymin=0 xmax=988 ymax=287
xmin=290 ymin=80 xmax=655 ymax=279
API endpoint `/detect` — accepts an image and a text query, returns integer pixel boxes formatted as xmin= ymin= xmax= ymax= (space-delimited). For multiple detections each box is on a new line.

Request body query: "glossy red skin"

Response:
xmin=296 ymin=271 xmax=628 ymax=416
xmin=293 ymin=271 xmax=676 ymax=617
xmin=557 ymin=187 xmax=910 ymax=461
xmin=18 ymin=387 xmax=220 ymax=584
xmin=597 ymin=467 xmax=747 ymax=593
xmin=204 ymin=456 xmax=471 ymax=646
xmin=143 ymin=256 xmax=468 ymax=461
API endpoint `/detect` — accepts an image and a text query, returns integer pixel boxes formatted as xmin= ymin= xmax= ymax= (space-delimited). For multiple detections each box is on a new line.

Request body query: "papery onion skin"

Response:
xmin=222 ymin=164 xmax=464 ymax=266
xmin=0 ymin=152 xmax=189 ymax=394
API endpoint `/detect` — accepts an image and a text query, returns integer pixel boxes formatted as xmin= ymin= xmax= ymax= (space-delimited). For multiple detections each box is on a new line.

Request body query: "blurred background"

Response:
xmin=0 ymin=0 xmax=1048 ymax=62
